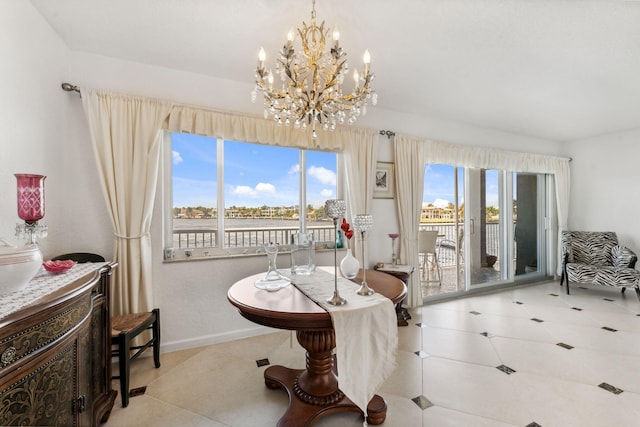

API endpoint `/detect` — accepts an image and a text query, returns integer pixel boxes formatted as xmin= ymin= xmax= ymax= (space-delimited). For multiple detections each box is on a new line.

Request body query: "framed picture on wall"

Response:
xmin=373 ymin=161 xmax=395 ymax=199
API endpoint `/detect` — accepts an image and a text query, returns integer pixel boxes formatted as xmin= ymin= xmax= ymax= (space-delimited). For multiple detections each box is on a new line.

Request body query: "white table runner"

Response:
xmin=280 ymin=268 xmax=398 ymax=420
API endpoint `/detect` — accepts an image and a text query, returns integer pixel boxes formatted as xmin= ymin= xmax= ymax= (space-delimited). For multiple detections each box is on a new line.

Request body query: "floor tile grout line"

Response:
xmin=124 ymin=391 xmax=233 ymax=426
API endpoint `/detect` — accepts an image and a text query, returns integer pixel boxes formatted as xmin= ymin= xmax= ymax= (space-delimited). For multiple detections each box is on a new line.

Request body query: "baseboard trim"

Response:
xmin=159 ymin=325 xmax=278 ymax=354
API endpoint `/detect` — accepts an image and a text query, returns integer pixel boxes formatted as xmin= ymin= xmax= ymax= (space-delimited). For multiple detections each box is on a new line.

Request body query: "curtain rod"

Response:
xmin=56 ymin=86 xmax=569 ymax=162
xmin=61 ymin=82 xmax=80 ymax=94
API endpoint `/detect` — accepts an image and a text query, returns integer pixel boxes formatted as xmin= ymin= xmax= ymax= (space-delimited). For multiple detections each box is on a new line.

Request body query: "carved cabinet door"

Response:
xmin=0 ymin=333 xmax=81 ymax=426
xmin=0 ymin=263 xmax=117 ymax=427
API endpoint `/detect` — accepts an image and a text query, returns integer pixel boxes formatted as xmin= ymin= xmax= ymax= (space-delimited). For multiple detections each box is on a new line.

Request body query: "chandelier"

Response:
xmin=251 ymin=0 xmax=377 ymax=139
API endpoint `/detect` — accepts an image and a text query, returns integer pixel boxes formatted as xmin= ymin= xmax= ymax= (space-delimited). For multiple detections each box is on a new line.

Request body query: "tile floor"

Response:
xmin=420 ymin=264 xmax=503 ymax=299
xmin=106 ymin=281 xmax=640 ymax=427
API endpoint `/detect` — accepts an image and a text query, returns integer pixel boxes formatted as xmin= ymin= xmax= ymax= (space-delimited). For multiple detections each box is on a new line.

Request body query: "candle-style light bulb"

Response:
xmin=287 ymin=28 xmax=294 ymax=43
xmin=353 ymin=69 xmax=360 ymax=90
xmin=363 ymin=49 xmax=371 ymax=74
xmin=258 ymin=47 xmax=266 ymax=64
xmin=333 ymin=26 xmax=340 ymax=42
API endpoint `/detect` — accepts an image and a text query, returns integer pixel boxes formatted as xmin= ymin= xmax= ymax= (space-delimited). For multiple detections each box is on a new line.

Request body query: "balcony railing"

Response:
xmin=420 ymin=222 xmax=500 ymax=267
xmin=173 ymin=225 xmax=335 ymax=249
xmin=172 ymin=222 xmax=501 ymax=267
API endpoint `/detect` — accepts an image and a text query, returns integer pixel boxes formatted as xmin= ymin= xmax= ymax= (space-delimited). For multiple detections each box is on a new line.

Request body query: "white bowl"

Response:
xmin=0 ymin=238 xmax=43 ymax=295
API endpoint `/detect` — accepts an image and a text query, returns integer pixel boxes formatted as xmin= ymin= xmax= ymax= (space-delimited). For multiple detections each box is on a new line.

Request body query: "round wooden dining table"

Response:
xmin=227 ymin=268 xmax=406 ymax=427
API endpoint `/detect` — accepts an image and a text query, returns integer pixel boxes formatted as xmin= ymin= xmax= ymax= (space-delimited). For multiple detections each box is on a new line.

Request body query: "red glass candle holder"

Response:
xmin=15 ymin=174 xmax=46 ymax=224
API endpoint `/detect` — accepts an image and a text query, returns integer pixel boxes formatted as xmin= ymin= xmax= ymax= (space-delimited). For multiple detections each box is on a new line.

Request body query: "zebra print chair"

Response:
xmin=560 ymin=231 xmax=640 ymax=300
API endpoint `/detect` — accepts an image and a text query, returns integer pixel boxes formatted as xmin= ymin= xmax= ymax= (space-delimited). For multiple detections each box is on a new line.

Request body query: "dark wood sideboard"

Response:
xmin=0 ymin=263 xmax=117 ymax=426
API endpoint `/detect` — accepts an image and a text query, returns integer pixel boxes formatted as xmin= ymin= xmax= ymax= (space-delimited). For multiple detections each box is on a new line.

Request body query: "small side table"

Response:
xmin=374 ymin=264 xmax=415 ymax=326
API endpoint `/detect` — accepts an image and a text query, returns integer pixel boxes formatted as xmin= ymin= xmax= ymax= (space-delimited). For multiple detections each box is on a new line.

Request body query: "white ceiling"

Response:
xmin=31 ymin=0 xmax=640 ymax=142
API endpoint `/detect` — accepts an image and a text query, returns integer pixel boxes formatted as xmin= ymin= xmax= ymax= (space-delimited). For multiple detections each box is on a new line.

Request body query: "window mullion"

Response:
xmin=217 ymin=138 xmax=224 ymax=248
xmin=300 ymin=150 xmax=307 ymax=233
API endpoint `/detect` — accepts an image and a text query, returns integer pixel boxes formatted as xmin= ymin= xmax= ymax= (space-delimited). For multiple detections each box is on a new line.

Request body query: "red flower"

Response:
xmin=341 ymin=218 xmax=351 ymax=233
xmin=341 ymin=218 xmax=353 ymax=248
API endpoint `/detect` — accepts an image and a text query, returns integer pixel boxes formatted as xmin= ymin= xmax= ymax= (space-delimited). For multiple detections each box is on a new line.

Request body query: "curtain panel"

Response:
xmin=81 ymin=89 xmax=173 ymax=315
xmin=165 ymin=105 xmax=377 ymax=153
xmin=423 ymin=139 xmax=570 ymax=175
xmin=394 ymin=135 xmax=427 ymax=307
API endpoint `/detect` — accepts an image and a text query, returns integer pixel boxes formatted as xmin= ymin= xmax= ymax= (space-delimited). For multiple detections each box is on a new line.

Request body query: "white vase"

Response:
xmin=340 ymin=248 xmax=360 ymax=279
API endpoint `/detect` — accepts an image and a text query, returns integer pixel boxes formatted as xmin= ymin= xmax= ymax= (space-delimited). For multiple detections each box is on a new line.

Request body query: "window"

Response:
xmin=163 ymin=132 xmax=339 ymax=259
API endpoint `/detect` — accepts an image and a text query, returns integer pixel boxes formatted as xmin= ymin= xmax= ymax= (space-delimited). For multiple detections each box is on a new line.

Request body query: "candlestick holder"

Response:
xmin=353 ymin=214 xmax=374 ymax=296
xmin=324 ymin=199 xmax=347 ymax=305
xmin=14 ymin=174 xmax=48 ymax=245
xmin=388 ymin=233 xmax=399 ymax=265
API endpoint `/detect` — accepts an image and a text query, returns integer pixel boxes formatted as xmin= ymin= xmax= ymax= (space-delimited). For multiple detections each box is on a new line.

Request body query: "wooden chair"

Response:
xmin=111 ymin=308 xmax=161 ymax=407
xmin=52 ymin=252 xmax=106 ymax=263
xmin=52 ymin=252 xmax=161 ymax=407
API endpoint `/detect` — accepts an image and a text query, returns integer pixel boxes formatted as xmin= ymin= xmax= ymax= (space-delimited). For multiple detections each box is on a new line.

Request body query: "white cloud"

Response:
xmin=433 ymin=198 xmax=450 ymax=208
xmin=231 ymin=182 xmax=276 ymax=199
xmin=172 ymin=150 xmax=183 ymax=165
xmin=308 ymin=166 xmax=336 ymax=185
xmin=232 ymin=185 xmax=256 ymax=197
xmin=320 ymin=188 xmax=333 ymax=197
xmin=255 ymin=182 xmax=276 ymax=194
xmin=289 ymin=164 xmax=300 ymax=175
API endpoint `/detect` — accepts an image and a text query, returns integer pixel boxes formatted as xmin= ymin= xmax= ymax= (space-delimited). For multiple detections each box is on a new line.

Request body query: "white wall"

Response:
xmin=4 ymin=5 xmax=566 ymax=352
xmin=562 ymin=129 xmax=640 ymax=249
xmin=0 ymin=1 xmax=112 ymax=259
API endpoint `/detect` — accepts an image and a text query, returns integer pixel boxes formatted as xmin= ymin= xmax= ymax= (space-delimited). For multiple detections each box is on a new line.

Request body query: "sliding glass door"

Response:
xmin=513 ymin=173 xmax=547 ymax=280
xmin=466 ymin=168 xmax=507 ymax=288
xmin=422 ymin=165 xmax=550 ymax=301
xmin=421 ymin=165 xmax=464 ymax=297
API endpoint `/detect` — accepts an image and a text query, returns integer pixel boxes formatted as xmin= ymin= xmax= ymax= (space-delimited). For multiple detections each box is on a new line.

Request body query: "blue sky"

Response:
xmin=424 ymin=165 xmax=500 ymax=207
xmin=171 ymin=133 xmax=337 ymax=208
xmin=171 ymin=133 xmax=500 ymax=209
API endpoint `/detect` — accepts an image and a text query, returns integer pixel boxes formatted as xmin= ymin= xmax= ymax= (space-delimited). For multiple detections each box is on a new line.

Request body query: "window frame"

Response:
xmin=162 ymin=131 xmax=342 ymax=260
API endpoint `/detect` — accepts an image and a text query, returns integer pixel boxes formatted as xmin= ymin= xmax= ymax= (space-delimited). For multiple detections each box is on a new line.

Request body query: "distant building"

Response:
xmin=421 ymin=205 xmax=455 ymax=221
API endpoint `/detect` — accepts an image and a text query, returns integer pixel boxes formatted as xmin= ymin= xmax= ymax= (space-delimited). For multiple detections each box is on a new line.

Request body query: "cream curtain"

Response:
xmin=166 ymin=105 xmax=375 ymax=152
xmin=394 ymin=135 xmax=427 ymax=307
xmin=81 ymin=89 xmax=173 ymax=315
xmin=553 ymin=161 xmax=571 ymax=275
xmin=342 ymin=131 xmax=378 ymax=259
xmin=423 ymin=139 xmax=570 ymax=175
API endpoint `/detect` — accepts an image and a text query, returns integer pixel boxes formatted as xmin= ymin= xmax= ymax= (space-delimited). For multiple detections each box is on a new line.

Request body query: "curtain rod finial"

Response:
xmin=379 ymin=130 xmax=395 ymax=139
xmin=61 ymin=82 xmax=80 ymax=93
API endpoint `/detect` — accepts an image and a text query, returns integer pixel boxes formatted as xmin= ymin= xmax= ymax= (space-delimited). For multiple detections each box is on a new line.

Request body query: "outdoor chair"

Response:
xmin=419 ymin=230 xmax=441 ymax=286
xmin=560 ymin=231 xmax=640 ymax=300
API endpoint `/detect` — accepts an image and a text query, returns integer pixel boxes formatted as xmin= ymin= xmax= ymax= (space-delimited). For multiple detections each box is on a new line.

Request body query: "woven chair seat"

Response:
xmin=112 ymin=312 xmax=154 ymax=336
